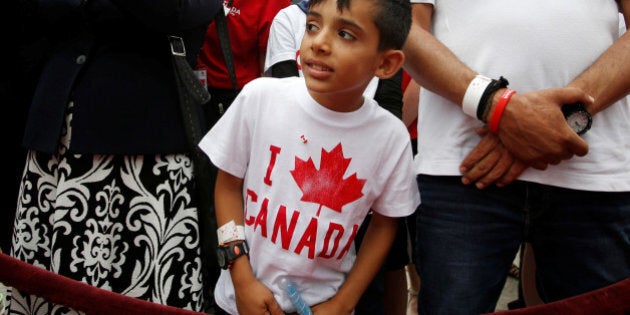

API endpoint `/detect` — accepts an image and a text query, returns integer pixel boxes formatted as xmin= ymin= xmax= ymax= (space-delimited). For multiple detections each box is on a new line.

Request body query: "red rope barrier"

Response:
xmin=3 ymin=252 xmax=628 ymax=314
xmin=0 ymin=253 xmax=207 ymax=315
xmin=487 ymin=277 xmax=630 ymax=315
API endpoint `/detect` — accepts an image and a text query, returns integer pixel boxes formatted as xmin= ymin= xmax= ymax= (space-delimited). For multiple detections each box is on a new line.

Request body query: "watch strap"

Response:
xmin=218 ymin=241 xmax=249 ymax=269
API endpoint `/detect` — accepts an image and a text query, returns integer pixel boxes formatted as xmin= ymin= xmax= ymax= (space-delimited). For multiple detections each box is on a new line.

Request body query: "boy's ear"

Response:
xmin=375 ymin=49 xmax=405 ymax=79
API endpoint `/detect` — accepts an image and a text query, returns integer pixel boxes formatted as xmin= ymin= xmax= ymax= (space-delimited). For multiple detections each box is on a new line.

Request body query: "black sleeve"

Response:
xmin=107 ymin=0 xmax=223 ymax=31
xmin=373 ymin=69 xmax=403 ymax=119
xmin=269 ymin=60 xmax=300 ymax=78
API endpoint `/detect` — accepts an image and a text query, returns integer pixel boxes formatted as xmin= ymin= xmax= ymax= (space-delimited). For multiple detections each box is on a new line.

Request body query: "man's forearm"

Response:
xmin=568 ymin=30 xmax=630 ymax=115
xmin=403 ymin=4 xmax=476 ymax=108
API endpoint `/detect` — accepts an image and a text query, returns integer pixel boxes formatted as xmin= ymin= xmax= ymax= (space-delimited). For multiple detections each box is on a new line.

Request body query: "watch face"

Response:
xmin=567 ymin=111 xmax=590 ymax=134
xmin=562 ymin=103 xmax=592 ymax=135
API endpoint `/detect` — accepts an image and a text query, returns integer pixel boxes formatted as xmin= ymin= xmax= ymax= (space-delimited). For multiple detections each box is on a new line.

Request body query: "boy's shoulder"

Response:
xmin=242 ymin=76 xmax=304 ymax=94
xmin=243 ymin=77 xmax=304 ymax=89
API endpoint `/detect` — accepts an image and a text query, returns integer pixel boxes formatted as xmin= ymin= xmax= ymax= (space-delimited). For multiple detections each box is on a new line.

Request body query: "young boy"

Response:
xmin=198 ymin=0 xmax=418 ymax=313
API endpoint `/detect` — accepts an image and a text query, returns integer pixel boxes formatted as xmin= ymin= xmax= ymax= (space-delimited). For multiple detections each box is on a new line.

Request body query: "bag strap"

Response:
xmin=214 ymin=11 xmax=238 ymax=91
xmin=168 ymin=35 xmax=219 ymax=312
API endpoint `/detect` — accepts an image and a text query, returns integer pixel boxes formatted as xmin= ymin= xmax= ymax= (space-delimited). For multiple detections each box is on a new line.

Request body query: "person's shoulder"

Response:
xmin=282 ymin=3 xmax=306 ymax=16
xmin=242 ymin=76 xmax=303 ymax=94
xmin=367 ymin=98 xmax=410 ymax=131
xmin=270 ymin=2 xmax=303 ymax=25
xmin=245 ymin=76 xmax=302 ymax=86
xmin=368 ymin=98 xmax=401 ymax=120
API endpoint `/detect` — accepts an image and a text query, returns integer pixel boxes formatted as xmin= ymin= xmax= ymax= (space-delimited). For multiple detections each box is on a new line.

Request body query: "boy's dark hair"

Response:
xmin=309 ymin=0 xmax=411 ymax=51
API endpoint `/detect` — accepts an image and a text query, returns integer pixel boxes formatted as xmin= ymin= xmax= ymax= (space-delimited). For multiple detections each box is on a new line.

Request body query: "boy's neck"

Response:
xmin=308 ymin=90 xmax=365 ymax=113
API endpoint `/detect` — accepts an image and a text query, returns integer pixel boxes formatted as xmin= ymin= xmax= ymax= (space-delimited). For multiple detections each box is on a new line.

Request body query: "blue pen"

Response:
xmin=279 ymin=276 xmax=313 ymax=315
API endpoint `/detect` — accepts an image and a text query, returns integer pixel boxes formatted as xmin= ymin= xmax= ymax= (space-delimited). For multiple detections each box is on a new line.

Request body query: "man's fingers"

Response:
xmin=567 ymin=134 xmax=589 ymax=157
xmin=460 ymin=131 xmax=496 ymax=175
xmin=461 ymin=149 xmax=500 ymax=185
xmin=475 ymin=152 xmax=513 ymax=189
xmin=555 ymin=86 xmax=595 ymax=108
xmin=497 ymin=160 xmax=527 ymax=187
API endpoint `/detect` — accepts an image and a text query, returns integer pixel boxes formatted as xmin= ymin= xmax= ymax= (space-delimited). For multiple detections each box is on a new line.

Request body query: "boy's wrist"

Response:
xmin=327 ymin=294 xmax=357 ymax=314
xmin=229 ymin=256 xmax=255 ymax=284
xmin=217 ymin=240 xmax=249 ymax=269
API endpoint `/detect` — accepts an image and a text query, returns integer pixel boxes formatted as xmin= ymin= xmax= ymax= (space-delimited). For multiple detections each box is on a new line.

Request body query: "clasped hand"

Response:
xmin=460 ymin=86 xmax=593 ymax=188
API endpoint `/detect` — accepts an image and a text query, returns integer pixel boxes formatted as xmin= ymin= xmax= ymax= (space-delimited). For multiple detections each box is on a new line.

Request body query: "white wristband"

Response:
xmin=462 ymin=75 xmax=492 ymax=118
xmin=217 ymin=220 xmax=245 ymax=244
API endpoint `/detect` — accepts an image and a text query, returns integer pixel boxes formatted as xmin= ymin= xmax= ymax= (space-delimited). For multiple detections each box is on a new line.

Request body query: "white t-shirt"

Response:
xmin=410 ymin=0 xmax=630 ymax=191
xmin=264 ymin=3 xmax=306 ymax=76
xmin=264 ymin=3 xmax=380 ymax=97
xmin=199 ymin=76 xmax=420 ymax=314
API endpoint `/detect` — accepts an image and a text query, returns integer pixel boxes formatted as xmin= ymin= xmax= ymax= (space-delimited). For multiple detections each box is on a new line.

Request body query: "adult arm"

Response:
xmin=567 ymin=3 xmax=630 ymax=115
xmin=403 ymin=4 xmax=594 ymax=170
xmin=265 ymin=5 xmax=302 ymax=77
xmin=312 ymin=212 xmax=398 ymax=314
xmin=402 ymin=4 xmax=473 ymax=106
xmin=374 ymin=69 xmax=404 ymax=119
xmin=496 ymin=6 xmax=630 ymax=170
xmin=402 ymin=78 xmax=420 ymax=129
xmin=269 ymin=60 xmax=300 ymax=78
xmin=214 ymin=170 xmax=284 ymax=315
xmin=404 ymin=3 xmax=525 ymax=188
xmin=619 ymin=0 xmax=629 ymax=32
xmin=462 ymin=5 xmax=630 ymax=187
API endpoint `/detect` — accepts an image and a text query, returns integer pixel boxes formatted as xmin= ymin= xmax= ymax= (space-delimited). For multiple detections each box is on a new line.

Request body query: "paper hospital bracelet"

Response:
xmin=217 ymin=220 xmax=245 ymax=245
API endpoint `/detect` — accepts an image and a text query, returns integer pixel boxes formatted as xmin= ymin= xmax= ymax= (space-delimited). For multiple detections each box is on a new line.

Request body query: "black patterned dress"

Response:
xmin=9 ymin=104 xmax=206 ymax=314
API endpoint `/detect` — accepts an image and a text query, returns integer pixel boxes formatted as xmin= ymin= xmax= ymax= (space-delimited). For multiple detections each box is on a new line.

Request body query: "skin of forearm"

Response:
xmin=331 ymin=213 xmax=398 ymax=311
xmin=214 ymin=170 xmax=246 ymax=227
xmin=402 ymin=79 xmax=420 ymax=127
xmin=215 ymin=170 xmax=256 ymax=281
xmin=403 ymin=4 xmax=475 ymax=107
xmin=568 ymin=29 xmax=630 ymax=115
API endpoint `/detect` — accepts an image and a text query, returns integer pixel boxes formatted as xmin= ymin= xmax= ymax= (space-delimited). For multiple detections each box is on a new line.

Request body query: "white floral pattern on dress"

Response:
xmin=8 ymin=104 xmax=205 ymax=314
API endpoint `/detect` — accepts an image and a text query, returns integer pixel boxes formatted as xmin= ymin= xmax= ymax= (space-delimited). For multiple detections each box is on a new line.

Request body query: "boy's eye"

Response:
xmin=339 ymin=30 xmax=356 ymax=40
xmin=306 ymin=23 xmax=320 ymax=32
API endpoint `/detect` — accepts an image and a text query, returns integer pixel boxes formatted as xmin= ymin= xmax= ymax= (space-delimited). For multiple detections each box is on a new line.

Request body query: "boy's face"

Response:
xmin=300 ymin=0 xmax=384 ymax=104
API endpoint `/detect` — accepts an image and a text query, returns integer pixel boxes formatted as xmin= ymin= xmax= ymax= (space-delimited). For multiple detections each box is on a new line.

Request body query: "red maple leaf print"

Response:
xmin=290 ymin=143 xmax=366 ymax=216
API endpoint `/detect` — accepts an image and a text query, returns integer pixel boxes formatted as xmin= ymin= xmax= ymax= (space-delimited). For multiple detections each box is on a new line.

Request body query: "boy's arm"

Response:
xmin=214 ymin=170 xmax=284 ymax=315
xmin=313 ymin=212 xmax=398 ymax=314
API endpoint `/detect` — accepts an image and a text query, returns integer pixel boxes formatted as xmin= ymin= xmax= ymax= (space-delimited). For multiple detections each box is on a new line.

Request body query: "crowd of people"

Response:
xmin=5 ymin=0 xmax=629 ymax=314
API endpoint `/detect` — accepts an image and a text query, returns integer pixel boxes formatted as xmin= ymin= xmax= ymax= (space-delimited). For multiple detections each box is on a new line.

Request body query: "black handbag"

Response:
xmin=168 ymin=35 xmax=220 ymax=313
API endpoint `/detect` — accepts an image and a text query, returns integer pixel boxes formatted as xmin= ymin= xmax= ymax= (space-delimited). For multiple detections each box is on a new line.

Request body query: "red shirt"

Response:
xmin=197 ymin=0 xmax=291 ymax=90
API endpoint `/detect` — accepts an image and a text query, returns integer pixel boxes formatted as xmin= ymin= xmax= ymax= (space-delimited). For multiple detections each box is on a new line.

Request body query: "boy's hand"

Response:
xmin=234 ymin=278 xmax=284 ymax=315
xmin=311 ymin=299 xmax=353 ymax=315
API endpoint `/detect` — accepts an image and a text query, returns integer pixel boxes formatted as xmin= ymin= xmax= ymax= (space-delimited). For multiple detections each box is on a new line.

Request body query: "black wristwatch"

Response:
xmin=562 ymin=103 xmax=592 ymax=135
xmin=217 ymin=241 xmax=249 ymax=270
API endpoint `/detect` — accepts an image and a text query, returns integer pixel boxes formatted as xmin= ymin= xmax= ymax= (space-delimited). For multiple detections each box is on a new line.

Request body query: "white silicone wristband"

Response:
xmin=217 ymin=220 xmax=245 ymax=244
xmin=462 ymin=75 xmax=492 ymax=118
